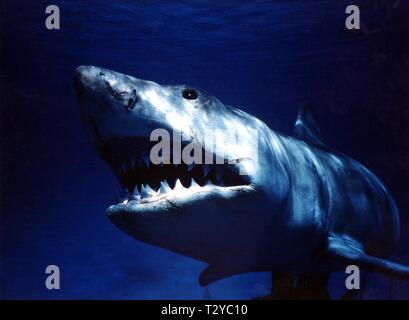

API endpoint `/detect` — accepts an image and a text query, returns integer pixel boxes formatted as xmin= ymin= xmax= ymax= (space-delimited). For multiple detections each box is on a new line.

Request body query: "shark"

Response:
xmin=74 ymin=65 xmax=409 ymax=296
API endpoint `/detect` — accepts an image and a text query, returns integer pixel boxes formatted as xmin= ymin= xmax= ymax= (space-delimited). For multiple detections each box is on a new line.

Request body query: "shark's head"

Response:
xmin=74 ymin=66 xmax=285 ymax=274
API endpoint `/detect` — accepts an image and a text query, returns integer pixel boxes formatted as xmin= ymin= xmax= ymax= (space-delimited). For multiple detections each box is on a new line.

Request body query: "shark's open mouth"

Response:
xmin=97 ymin=138 xmax=252 ymax=208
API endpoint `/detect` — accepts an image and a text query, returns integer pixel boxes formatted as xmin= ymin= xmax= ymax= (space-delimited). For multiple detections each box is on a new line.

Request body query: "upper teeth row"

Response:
xmin=119 ymin=156 xmax=150 ymax=174
xmin=122 ymin=178 xmax=214 ymax=204
xmin=118 ymin=156 xmax=222 ymax=176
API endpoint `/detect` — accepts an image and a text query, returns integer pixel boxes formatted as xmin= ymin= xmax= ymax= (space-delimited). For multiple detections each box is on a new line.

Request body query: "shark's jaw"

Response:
xmin=100 ymin=137 xmax=257 ymax=264
xmin=108 ymin=184 xmax=255 ymax=216
xmin=97 ymin=137 xmax=254 ymax=216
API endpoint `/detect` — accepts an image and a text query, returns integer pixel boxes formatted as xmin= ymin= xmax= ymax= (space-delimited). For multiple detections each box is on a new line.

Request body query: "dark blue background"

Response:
xmin=1 ymin=0 xmax=408 ymax=299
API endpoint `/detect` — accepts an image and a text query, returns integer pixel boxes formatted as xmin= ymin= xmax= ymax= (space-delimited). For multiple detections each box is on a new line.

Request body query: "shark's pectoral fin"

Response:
xmin=199 ymin=265 xmax=243 ymax=287
xmin=326 ymin=235 xmax=409 ymax=280
xmin=294 ymin=104 xmax=325 ymax=147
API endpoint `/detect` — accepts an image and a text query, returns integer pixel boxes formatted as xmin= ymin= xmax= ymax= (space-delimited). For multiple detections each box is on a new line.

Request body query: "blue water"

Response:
xmin=1 ymin=0 xmax=408 ymax=299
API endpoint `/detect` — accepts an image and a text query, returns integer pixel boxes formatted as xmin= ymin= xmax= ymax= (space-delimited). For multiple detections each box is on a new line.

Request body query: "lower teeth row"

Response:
xmin=121 ymin=178 xmax=215 ymax=203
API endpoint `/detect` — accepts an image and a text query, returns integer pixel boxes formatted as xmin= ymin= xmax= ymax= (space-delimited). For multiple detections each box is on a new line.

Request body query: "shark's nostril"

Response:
xmin=99 ymin=72 xmax=105 ymax=77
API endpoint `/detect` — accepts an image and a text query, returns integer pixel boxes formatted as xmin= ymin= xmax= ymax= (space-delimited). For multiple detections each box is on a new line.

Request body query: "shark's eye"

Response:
xmin=182 ymin=89 xmax=198 ymax=100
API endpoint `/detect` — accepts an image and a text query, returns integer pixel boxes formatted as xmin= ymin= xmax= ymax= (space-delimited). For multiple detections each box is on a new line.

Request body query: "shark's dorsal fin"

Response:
xmin=294 ymin=104 xmax=325 ymax=147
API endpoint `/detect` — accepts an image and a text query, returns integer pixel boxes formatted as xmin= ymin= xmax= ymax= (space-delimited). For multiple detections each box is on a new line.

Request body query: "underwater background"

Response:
xmin=1 ymin=0 xmax=409 ymax=299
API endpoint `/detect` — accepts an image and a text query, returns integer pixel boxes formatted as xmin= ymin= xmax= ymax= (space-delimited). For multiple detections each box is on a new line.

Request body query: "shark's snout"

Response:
xmin=74 ymin=65 xmax=96 ymax=90
xmin=74 ymin=65 xmax=115 ymax=95
xmin=74 ymin=65 xmax=90 ymax=81
xmin=74 ymin=65 xmax=144 ymax=111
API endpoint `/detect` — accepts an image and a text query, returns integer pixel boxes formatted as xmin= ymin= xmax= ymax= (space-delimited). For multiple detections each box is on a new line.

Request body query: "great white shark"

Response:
xmin=74 ymin=65 xmax=409 ymax=296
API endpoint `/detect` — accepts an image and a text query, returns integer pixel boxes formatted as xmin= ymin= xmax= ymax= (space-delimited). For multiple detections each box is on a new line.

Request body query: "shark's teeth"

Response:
xmin=215 ymin=169 xmax=222 ymax=182
xmin=159 ymin=180 xmax=171 ymax=194
xmin=203 ymin=164 xmax=211 ymax=177
xmin=142 ymin=155 xmax=150 ymax=168
xmin=141 ymin=184 xmax=156 ymax=198
xmin=116 ymin=176 xmax=233 ymax=205
xmin=129 ymin=157 xmax=137 ymax=169
xmin=140 ymin=185 xmax=149 ymax=198
xmin=113 ymin=148 xmax=251 ymax=205
xmin=174 ymin=179 xmax=185 ymax=191
xmin=120 ymin=162 xmax=127 ymax=175
xmin=132 ymin=185 xmax=140 ymax=196
xmin=138 ymin=158 xmax=144 ymax=167
xmin=145 ymin=184 xmax=156 ymax=195
xmin=190 ymin=179 xmax=200 ymax=188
